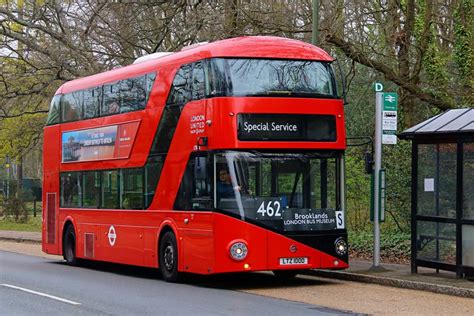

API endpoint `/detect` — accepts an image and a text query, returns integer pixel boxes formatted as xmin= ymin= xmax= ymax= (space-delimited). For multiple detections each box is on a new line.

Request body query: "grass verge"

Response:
xmin=0 ymin=215 xmax=42 ymax=232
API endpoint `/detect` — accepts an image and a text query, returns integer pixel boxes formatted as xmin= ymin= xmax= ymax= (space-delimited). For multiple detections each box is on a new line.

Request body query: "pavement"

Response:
xmin=1 ymin=229 xmax=474 ymax=299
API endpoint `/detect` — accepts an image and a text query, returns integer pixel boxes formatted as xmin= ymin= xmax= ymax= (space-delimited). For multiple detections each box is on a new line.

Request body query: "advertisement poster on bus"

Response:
xmin=62 ymin=122 xmax=139 ymax=162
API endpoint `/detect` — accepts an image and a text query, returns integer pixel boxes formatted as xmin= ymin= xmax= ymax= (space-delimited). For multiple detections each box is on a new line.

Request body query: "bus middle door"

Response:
xmin=176 ymin=155 xmax=215 ymax=274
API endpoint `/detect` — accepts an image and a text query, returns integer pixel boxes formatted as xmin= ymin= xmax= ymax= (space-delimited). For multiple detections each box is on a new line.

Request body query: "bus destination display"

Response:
xmin=238 ymin=114 xmax=336 ymax=141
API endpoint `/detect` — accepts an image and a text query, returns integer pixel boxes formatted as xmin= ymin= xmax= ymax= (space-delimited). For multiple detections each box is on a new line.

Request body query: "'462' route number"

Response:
xmin=256 ymin=201 xmax=281 ymax=217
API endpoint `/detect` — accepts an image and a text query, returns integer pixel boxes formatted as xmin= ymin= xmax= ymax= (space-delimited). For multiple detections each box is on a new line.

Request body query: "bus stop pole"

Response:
xmin=373 ymin=92 xmax=383 ymax=268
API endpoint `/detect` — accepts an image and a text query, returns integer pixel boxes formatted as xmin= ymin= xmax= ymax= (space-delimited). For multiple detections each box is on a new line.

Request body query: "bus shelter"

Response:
xmin=399 ymin=108 xmax=474 ymax=278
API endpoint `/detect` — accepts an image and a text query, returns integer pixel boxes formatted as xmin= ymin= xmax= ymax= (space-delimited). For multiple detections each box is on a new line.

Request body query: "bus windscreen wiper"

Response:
xmin=266 ymin=90 xmax=292 ymax=95
xmin=252 ymin=91 xmax=333 ymax=98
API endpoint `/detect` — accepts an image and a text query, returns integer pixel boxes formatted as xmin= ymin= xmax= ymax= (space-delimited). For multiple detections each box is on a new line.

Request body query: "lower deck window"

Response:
xmin=83 ymin=171 xmax=100 ymax=207
xmin=102 ymin=170 xmax=119 ymax=209
xmin=121 ymin=168 xmax=143 ymax=209
xmin=61 ymin=172 xmax=82 ymax=207
xmin=60 ymin=167 xmax=150 ymax=210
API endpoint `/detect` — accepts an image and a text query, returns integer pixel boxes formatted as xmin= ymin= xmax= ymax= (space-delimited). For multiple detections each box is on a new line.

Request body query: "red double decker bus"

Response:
xmin=42 ymin=36 xmax=348 ymax=282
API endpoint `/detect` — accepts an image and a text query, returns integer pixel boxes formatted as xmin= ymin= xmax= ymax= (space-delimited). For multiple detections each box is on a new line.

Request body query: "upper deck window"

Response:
xmin=46 ymin=95 xmax=61 ymax=125
xmin=209 ymin=58 xmax=335 ymax=98
xmin=62 ymin=92 xmax=83 ymax=123
xmin=46 ymin=72 xmax=156 ymax=126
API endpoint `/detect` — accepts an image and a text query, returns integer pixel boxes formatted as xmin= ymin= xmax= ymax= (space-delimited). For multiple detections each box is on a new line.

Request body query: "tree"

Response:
xmin=320 ymin=0 xmax=473 ymax=126
xmin=1 ymin=0 xmax=471 ymax=233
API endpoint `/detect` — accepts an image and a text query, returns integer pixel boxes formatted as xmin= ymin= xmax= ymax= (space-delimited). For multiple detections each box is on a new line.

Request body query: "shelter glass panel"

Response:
xmin=438 ymin=144 xmax=457 ymax=218
xmin=463 ymin=142 xmax=474 ymax=219
xmin=417 ymin=221 xmax=456 ymax=264
xmin=417 ymin=144 xmax=436 ymax=216
xmin=462 ymin=225 xmax=474 ymax=267
xmin=417 ymin=143 xmax=457 ymax=218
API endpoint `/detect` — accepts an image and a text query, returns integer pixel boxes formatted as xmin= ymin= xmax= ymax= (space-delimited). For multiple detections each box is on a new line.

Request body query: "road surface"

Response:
xmin=1 ymin=241 xmax=473 ymax=315
xmin=0 ymin=250 xmax=352 ymax=315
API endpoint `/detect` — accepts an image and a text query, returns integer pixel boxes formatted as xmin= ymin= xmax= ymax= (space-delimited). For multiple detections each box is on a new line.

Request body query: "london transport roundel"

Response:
xmin=108 ymin=226 xmax=117 ymax=246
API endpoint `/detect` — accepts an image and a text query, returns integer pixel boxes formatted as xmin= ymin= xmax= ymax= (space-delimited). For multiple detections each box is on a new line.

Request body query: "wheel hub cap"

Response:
xmin=164 ymin=244 xmax=174 ymax=271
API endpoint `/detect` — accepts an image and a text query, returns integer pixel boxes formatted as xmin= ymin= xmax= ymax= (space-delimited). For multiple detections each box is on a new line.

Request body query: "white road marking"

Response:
xmin=1 ymin=283 xmax=81 ymax=306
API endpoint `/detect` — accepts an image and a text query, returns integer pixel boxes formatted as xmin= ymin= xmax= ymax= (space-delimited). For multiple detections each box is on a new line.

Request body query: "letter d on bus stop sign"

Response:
xmin=374 ymin=82 xmax=384 ymax=92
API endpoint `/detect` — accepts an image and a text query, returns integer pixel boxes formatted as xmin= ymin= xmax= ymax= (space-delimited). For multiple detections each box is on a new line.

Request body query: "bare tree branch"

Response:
xmin=325 ymin=32 xmax=453 ymax=110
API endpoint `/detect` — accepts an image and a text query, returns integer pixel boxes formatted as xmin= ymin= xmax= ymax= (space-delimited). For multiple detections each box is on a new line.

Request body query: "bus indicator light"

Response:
xmin=334 ymin=237 xmax=347 ymax=256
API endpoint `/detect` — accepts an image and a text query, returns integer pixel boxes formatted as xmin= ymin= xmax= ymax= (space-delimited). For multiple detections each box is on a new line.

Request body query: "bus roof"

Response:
xmin=57 ymin=36 xmax=334 ymax=95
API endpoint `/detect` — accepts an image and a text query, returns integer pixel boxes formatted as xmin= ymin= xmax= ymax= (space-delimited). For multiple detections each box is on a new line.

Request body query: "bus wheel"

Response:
xmin=159 ymin=231 xmax=179 ymax=282
xmin=272 ymin=270 xmax=299 ymax=280
xmin=63 ymin=225 xmax=78 ymax=266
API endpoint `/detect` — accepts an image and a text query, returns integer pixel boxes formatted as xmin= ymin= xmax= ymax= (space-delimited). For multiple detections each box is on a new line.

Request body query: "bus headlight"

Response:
xmin=229 ymin=241 xmax=248 ymax=261
xmin=334 ymin=237 xmax=347 ymax=256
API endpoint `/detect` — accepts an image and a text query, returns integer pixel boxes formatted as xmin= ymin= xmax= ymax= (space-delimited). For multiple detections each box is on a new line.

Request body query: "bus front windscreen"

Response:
xmin=209 ymin=58 xmax=336 ymax=98
xmin=215 ymin=151 xmax=342 ymax=232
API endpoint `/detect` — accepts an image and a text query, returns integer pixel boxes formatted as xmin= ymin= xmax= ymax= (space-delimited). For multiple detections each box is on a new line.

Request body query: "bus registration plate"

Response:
xmin=279 ymin=257 xmax=308 ymax=265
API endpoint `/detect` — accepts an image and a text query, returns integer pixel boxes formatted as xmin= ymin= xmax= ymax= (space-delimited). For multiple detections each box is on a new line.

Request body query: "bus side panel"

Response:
xmin=97 ymin=223 xmax=145 ymax=266
xmin=174 ymin=212 xmax=215 ymax=274
xmin=78 ymin=223 xmax=101 ymax=260
xmin=42 ymin=126 xmax=61 ymax=255
xmin=57 ymin=210 xmax=163 ymax=268
xmin=212 ymin=213 xmax=268 ymax=274
xmin=144 ymin=226 xmax=158 ymax=267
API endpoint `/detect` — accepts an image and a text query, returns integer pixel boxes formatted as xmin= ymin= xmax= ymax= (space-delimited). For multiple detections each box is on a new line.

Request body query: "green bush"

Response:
xmin=1 ymin=197 xmax=29 ymax=223
xmin=349 ymin=229 xmax=411 ymax=261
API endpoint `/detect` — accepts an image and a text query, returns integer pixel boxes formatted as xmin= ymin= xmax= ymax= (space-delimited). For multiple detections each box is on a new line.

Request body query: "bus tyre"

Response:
xmin=159 ymin=231 xmax=180 ymax=282
xmin=272 ymin=270 xmax=299 ymax=280
xmin=63 ymin=225 xmax=78 ymax=266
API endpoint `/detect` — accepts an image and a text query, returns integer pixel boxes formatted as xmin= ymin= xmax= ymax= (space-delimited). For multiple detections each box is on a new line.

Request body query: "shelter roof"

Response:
xmin=399 ymin=108 xmax=474 ymax=139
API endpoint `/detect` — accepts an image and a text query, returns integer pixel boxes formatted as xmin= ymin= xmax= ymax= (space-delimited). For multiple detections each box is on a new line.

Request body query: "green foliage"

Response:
xmin=345 ymin=149 xmax=371 ymax=230
xmin=349 ymin=229 xmax=411 ymax=261
xmin=413 ymin=0 xmax=426 ymax=43
xmin=1 ymin=197 xmax=29 ymax=223
xmin=383 ymin=141 xmax=412 ymax=232
xmin=0 ymin=114 xmax=46 ymax=166
xmin=345 ymin=143 xmax=412 ymax=234
xmin=453 ymin=0 xmax=473 ymax=81
xmin=424 ymin=40 xmax=449 ymax=88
